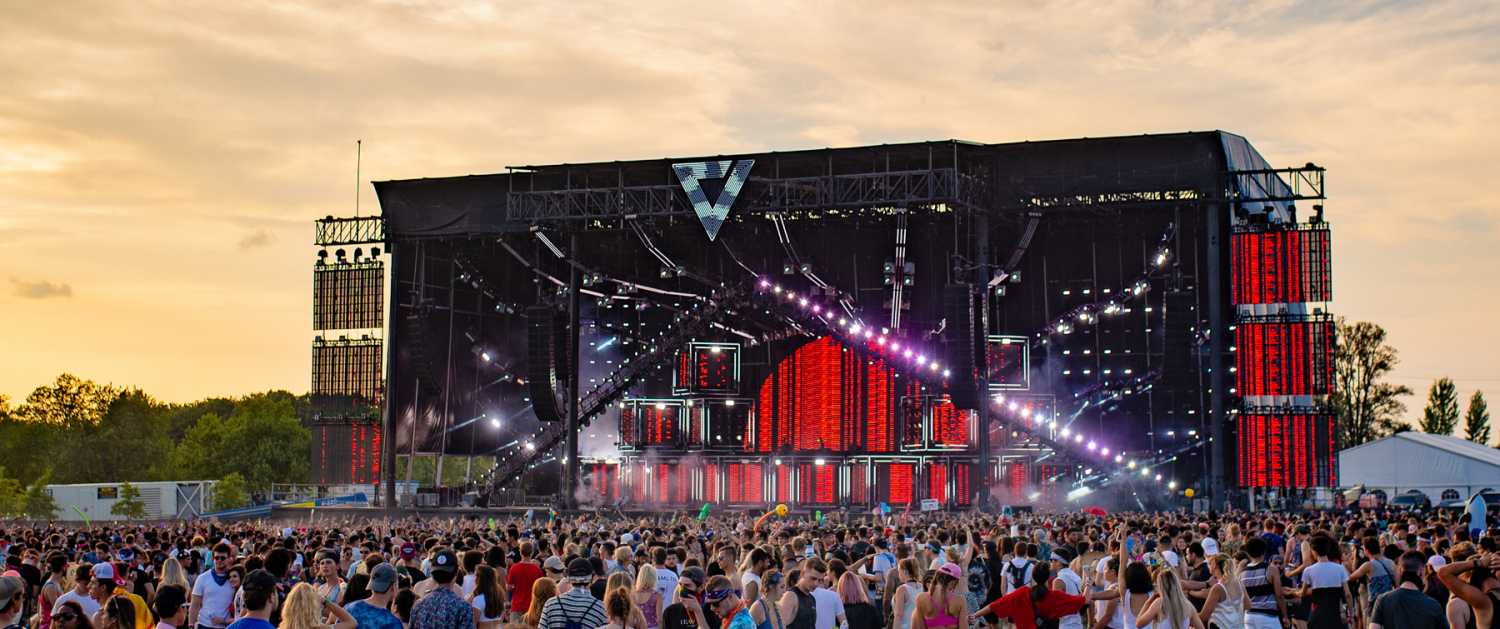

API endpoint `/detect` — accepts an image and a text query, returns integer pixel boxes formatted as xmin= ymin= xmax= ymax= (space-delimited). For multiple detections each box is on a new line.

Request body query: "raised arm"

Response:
xmin=1438 ymin=554 xmax=1498 ymax=615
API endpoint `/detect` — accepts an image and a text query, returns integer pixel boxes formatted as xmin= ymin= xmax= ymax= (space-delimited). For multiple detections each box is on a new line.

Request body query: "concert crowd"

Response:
xmin=0 ymin=507 xmax=1494 ymax=629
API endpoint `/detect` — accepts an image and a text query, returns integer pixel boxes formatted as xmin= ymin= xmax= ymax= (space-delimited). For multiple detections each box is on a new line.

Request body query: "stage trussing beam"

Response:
xmin=316 ymin=216 xmax=386 ymax=246
xmin=505 ymin=169 xmax=976 ymax=223
xmin=1224 ymin=165 xmax=1326 ymax=203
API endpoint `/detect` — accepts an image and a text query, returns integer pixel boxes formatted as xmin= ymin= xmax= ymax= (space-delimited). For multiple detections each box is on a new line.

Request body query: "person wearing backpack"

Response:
xmin=1004 ymin=545 xmax=1036 ymax=597
xmin=1348 ymin=538 xmax=1397 ymax=628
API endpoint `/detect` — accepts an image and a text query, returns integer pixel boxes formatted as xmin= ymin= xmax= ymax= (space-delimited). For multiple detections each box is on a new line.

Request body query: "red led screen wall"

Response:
xmin=931 ymin=399 xmax=972 ymax=448
xmin=311 ymin=421 xmax=382 ymax=484
xmin=797 ymin=463 xmax=838 ymax=504
xmin=755 ymin=336 xmax=898 ymax=453
xmin=929 ymin=463 xmax=948 ymax=502
xmin=588 ymin=462 xmax=619 ymax=502
xmin=1231 ymin=226 xmax=1332 ymax=305
xmin=1237 ymin=413 xmax=1337 ymax=488
xmin=619 ymin=405 xmax=639 ymax=448
xmin=985 ymin=336 xmax=1030 ymax=390
xmin=849 ymin=461 xmax=869 ymax=505
xmin=1235 ymin=320 xmax=1334 ymax=396
xmin=875 ymin=462 xmax=916 ymax=505
xmin=726 ymin=463 xmax=763 ymax=504
xmin=639 ymin=404 xmax=680 ymax=447
xmin=675 ymin=344 xmax=740 ymax=394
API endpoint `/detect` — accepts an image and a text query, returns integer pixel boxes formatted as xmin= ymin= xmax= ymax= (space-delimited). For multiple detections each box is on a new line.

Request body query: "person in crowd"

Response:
xmin=191 ymin=545 xmax=238 ymax=629
xmin=972 ymin=562 xmax=1090 ymax=629
xmin=92 ymin=565 xmax=150 ymax=629
xmin=704 ymin=576 xmax=753 ymax=629
xmin=1371 ymin=552 xmax=1446 ymax=629
xmin=1294 ymin=536 xmax=1350 ymax=629
xmin=522 ymin=578 xmax=557 ymax=629
xmin=838 ymin=573 xmax=879 ymax=629
xmin=1436 ymin=547 xmax=1500 ymax=629
xmin=53 ymin=601 xmax=96 ymax=629
xmin=462 ymin=553 xmax=485 ymax=599
xmin=890 ymin=560 xmax=923 ymax=629
xmin=1239 ymin=538 xmax=1288 ymax=629
xmin=910 ymin=563 xmax=966 ymax=629
xmin=1133 ymin=569 xmax=1204 ymax=629
xmin=600 ymin=588 xmax=636 ymax=629
xmin=1348 ymin=537 xmax=1397 ymax=627
xmin=277 ymin=583 xmax=356 ymax=629
xmin=507 ymin=544 xmax=543 ymax=625
xmin=1 ymin=575 xmax=26 ymax=629
xmin=226 ymin=571 xmax=279 ymax=629
xmin=809 ymin=559 xmax=846 ymax=629
xmin=631 ymin=565 xmax=661 ymax=629
xmin=343 ymin=564 xmax=401 ymax=629
xmin=39 ymin=551 xmax=70 ymax=629
xmin=315 ymin=553 xmax=348 ymax=611
xmin=98 ymin=596 xmax=139 ymax=629
xmin=1194 ymin=556 xmax=1242 ymax=629
xmin=749 ymin=571 xmax=784 ymax=629
xmin=160 ymin=558 xmax=193 ymax=596
xmin=154 ymin=585 xmax=190 ymax=629
xmin=778 ymin=562 xmax=822 ymax=629
xmin=538 ymin=560 xmax=605 ymax=629
xmin=469 ymin=565 xmax=506 ymax=629
xmin=56 ymin=565 xmax=101 ymax=621
xmin=408 ymin=549 xmax=472 ymax=629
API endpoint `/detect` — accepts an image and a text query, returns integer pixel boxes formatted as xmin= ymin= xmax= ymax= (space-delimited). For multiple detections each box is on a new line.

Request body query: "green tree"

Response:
xmin=1463 ymin=391 xmax=1491 ymax=445
xmin=16 ymin=373 xmax=120 ymax=426
xmin=59 ymin=390 xmax=174 ymax=484
xmin=212 ymin=472 xmax=249 ymax=511
xmin=168 ymin=392 xmax=310 ymax=488
xmin=1331 ymin=319 xmax=1414 ymax=446
xmin=1420 ymin=377 xmax=1461 ymax=435
xmin=110 ymin=481 xmax=148 ymax=519
xmin=21 ymin=469 xmax=58 ymax=519
xmin=0 ymin=416 xmax=64 ymax=484
xmin=0 ymin=467 xmax=23 ymax=516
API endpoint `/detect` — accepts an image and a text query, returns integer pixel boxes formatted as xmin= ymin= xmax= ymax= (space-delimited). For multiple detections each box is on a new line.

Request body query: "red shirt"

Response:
xmin=984 ymin=586 xmax=1088 ymax=629
xmin=506 ymin=561 xmax=544 ymax=613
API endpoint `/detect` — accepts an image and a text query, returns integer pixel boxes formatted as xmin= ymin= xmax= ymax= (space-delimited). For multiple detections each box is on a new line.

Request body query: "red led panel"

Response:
xmin=590 ymin=463 xmax=619 ymax=502
xmin=726 ymin=462 xmax=763 ymax=503
xmin=796 ymin=463 xmax=837 ymax=504
xmin=929 ymin=463 xmax=948 ymax=503
xmin=1236 ymin=320 xmax=1334 ymax=396
xmin=619 ymin=406 xmax=638 ymax=447
xmin=632 ymin=463 xmax=648 ymax=503
xmin=1237 ymin=414 xmax=1336 ymax=488
xmin=775 ymin=464 xmax=792 ymax=503
xmin=1008 ymin=462 xmax=1026 ymax=495
xmin=1232 ymin=226 xmax=1333 ymax=305
xmin=849 ymin=461 xmax=869 ymax=505
xmin=932 ymin=400 xmax=971 ymax=447
xmin=755 ymin=336 xmax=899 ymax=453
xmin=985 ymin=337 xmax=1029 ymax=389
xmin=695 ymin=347 xmax=736 ymax=391
xmin=676 ymin=351 xmax=693 ymax=391
xmin=704 ymin=463 xmax=718 ymax=503
xmin=640 ymin=405 xmax=679 ymax=446
xmin=953 ymin=464 xmax=971 ymax=507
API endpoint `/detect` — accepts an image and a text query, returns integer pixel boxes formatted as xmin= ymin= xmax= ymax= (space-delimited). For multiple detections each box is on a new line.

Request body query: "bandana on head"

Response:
xmin=704 ymin=588 xmax=736 ymax=603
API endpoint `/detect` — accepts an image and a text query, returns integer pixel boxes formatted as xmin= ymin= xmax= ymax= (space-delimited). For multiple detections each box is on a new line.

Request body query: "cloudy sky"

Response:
xmin=2 ymin=1 xmax=1497 ymax=424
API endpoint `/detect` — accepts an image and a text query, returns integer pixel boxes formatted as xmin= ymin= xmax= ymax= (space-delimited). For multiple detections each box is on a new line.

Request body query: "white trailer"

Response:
xmin=45 ymin=481 xmax=215 ymax=521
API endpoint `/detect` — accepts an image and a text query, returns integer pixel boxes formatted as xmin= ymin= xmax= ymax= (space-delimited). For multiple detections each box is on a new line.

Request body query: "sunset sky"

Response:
xmin=2 ymin=1 xmax=1497 ymax=425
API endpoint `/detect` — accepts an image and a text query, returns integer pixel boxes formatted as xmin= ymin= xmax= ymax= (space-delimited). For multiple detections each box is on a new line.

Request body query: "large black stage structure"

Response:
xmin=308 ymin=132 xmax=1333 ymax=512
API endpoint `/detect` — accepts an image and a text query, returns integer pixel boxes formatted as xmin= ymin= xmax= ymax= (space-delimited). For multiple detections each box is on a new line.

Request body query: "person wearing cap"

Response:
xmin=395 ymin=543 xmax=423 ymax=586
xmin=543 ymin=556 xmax=567 ymax=583
xmin=0 ymin=575 xmax=26 ymax=629
xmin=343 ymin=564 xmax=401 ymax=629
xmin=538 ymin=559 xmax=606 ymax=629
xmin=226 ymin=570 xmax=280 ymax=629
xmin=703 ymin=575 xmax=752 ymax=629
xmin=506 ymin=542 xmax=544 ymax=623
xmin=91 ymin=563 xmax=151 ymax=629
xmin=409 ymin=548 xmax=473 ymax=629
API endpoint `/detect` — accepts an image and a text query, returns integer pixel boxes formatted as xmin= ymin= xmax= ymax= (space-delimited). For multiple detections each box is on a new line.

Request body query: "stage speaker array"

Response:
xmin=526 ymin=306 xmax=567 ymax=423
xmin=942 ymin=284 xmax=980 ymax=409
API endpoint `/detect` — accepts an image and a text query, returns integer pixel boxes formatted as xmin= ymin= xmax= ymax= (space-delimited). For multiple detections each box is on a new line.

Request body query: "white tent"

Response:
xmin=1339 ymin=431 xmax=1500 ymax=504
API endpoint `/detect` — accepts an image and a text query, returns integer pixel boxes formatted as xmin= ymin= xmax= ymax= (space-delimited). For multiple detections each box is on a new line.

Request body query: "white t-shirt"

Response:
xmin=471 ymin=594 xmax=503 ymax=622
xmin=462 ymin=574 xmax=477 ymax=597
xmin=53 ymin=590 xmax=101 ymax=618
xmin=656 ymin=567 xmax=679 ymax=604
xmin=192 ymin=571 xmax=239 ymax=628
xmin=1002 ymin=558 xmax=1035 ymax=594
xmin=742 ymin=571 xmax=762 ymax=592
xmin=811 ymin=587 xmax=845 ymax=629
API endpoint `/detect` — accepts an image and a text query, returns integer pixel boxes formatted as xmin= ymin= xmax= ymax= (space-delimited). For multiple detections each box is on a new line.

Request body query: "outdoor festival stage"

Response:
xmin=308 ymin=132 xmax=1335 ymax=511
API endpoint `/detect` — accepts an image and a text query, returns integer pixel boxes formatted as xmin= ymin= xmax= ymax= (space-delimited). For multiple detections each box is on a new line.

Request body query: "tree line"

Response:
xmin=1331 ymin=318 xmax=1490 ymax=448
xmin=0 ymin=373 xmax=312 ymax=517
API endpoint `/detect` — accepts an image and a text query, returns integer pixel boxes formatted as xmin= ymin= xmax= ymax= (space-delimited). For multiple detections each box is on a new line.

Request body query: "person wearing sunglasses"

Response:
xmin=704 ymin=576 xmax=752 ymax=629
xmin=52 ymin=601 xmax=95 ymax=629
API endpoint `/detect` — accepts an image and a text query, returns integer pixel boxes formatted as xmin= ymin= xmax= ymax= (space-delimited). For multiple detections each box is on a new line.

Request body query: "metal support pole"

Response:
xmin=381 ymin=244 xmax=400 ymax=515
xmin=564 ymin=234 xmax=583 ymax=509
xmin=975 ymin=211 xmax=992 ymax=511
xmin=1205 ymin=202 xmax=1228 ymax=508
xmin=436 ymin=257 xmax=456 ymax=490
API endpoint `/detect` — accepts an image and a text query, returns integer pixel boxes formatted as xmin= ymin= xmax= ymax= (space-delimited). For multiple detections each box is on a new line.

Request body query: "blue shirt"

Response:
xmin=226 ymin=618 xmax=275 ymax=629
xmin=410 ymin=587 xmax=475 ymax=629
xmin=345 ymin=600 xmax=403 ymax=629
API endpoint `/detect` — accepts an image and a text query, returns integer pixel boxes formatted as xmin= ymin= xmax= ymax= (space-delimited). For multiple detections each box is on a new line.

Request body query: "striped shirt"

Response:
xmin=539 ymin=588 xmax=607 ymax=629
xmin=1240 ymin=562 xmax=1278 ymax=616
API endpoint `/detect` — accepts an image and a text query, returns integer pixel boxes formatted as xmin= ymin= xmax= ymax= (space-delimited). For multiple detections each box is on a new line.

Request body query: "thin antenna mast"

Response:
xmin=354 ymin=138 xmax=363 ymax=217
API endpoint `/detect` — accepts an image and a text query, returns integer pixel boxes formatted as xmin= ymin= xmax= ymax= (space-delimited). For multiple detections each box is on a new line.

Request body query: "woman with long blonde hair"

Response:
xmin=523 ymin=577 xmax=559 ymax=628
xmin=1134 ymin=569 xmax=1204 ymax=629
xmin=605 ymin=573 xmax=647 ymax=629
xmin=1197 ymin=555 xmax=1244 ymax=629
xmin=159 ymin=557 xmax=192 ymax=592
xmin=277 ymin=583 xmax=357 ymax=629
xmin=632 ymin=564 xmax=662 ymax=629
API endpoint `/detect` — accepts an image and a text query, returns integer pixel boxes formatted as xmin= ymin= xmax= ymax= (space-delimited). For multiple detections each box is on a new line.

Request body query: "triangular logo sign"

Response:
xmin=672 ymin=159 xmax=754 ymax=241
